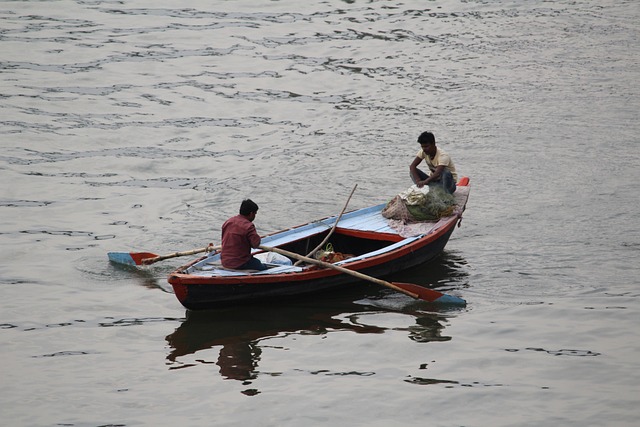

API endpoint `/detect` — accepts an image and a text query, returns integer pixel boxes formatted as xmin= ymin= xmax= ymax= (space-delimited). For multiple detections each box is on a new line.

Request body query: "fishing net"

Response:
xmin=382 ymin=185 xmax=456 ymax=222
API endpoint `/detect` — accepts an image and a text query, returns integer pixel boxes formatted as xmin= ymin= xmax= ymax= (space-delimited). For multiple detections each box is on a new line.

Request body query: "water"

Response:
xmin=1 ymin=0 xmax=639 ymax=425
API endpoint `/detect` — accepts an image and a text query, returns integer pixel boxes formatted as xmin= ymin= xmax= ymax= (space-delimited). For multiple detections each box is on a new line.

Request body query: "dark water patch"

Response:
xmin=0 ymin=277 xmax=42 ymax=286
xmin=404 ymin=376 xmax=459 ymax=386
xmin=0 ymin=199 xmax=53 ymax=207
xmin=1 ymin=44 xmax=252 ymax=75
xmin=38 ymin=83 xmax=135 ymax=97
xmin=305 ymin=369 xmax=375 ymax=377
xmin=8 ymin=146 xmax=230 ymax=166
xmin=20 ymin=229 xmax=94 ymax=238
xmin=8 ymin=316 xmax=182 ymax=332
xmin=22 ymin=319 xmax=87 ymax=331
xmin=407 ymin=322 xmax=452 ymax=343
xmin=33 ymin=350 xmax=93 ymax=358
xmin=99 ymin=316 xmax=182 ymax=327
xmin=88 ymin=177 xmax=212 ymax=191
xmin=0 ymin=120 xmax=61 ymax=135
xmin=93 ymin=235 xmax=116 ymax=241
xmin=621 ymin=242 xmax=640 ymax=249
xmin=0 ymin=14 xmax=96 ymax=37
xmin=407 ymin=376 xmax=507 ymax=389
xmin=505 ymin=347 xmax=601 ymax=357
xmin=0 ymin=60 xmax=99 ymax=74
xmin=100 ymin=7 xmax=309 ymax=23
xmin=584 ymin=305 xmax=628 ymax=310
xmin=180 ymin=69 xmax=280 ymax=80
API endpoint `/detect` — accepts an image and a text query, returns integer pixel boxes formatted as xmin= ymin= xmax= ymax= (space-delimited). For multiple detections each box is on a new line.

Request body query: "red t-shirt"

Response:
xmin=220 ymin=215 xmax=261 ymax=269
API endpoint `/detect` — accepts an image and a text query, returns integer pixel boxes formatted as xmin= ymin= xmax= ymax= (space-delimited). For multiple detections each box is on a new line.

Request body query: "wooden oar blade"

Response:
xmin=392 ymin=282 xmax=467 ymax=305
xmin=108 ymin=252 xmax=158 ymax=266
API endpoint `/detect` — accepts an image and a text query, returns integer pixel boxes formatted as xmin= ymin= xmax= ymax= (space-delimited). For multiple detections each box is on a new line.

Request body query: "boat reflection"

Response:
xmin=165 ymin=250 xmax=468 ymax=391
xmin=165 ymin=295 xmax=454 ymax=386
xmin=392 ymin=250 xmax=469 ymax=290
xmin=165 ymin=287 xmax=384 ymax=383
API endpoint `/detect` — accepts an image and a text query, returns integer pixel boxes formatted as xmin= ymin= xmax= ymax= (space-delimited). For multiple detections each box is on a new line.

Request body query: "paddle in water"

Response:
xmin=108 ymin=244 xmax=219 ymax=266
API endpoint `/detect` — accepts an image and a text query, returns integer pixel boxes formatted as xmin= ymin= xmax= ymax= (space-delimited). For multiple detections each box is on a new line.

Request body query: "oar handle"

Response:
xmin=259 ymin=245 xmax=419 ymax=299
xmin=142 ymin=244 xmax=221 ymax=265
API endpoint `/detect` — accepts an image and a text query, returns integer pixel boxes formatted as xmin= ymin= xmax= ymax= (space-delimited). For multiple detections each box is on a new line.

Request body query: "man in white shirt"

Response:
xmin=409 ymin=131 xmax=458 ymax=194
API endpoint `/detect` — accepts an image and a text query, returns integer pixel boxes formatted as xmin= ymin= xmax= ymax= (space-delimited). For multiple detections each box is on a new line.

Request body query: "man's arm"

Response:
xmin=415 ymin=165 xmax=445 ymax=188
xmin=426 ymin=165 xmax=445 ymax=184
xmin=247 ymin=224 xmax=261 ymax=248
xmin=411 ymin=156 xmax=446 ymax=188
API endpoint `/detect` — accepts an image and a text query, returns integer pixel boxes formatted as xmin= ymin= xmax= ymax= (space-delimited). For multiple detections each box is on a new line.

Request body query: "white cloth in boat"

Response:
xmin=397 ymin=184 xmax=430 ymax=205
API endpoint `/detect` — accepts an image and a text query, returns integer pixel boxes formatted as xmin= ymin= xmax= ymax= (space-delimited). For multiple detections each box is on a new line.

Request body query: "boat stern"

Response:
xmin=168 ymin=275 xmax=189 ymax=306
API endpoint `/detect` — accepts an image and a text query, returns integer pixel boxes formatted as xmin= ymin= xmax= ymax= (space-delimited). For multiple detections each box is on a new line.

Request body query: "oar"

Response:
xmin=108 ymin=244 xmax=220 ymax=266
xmin=259 ymin=245 xmax=466 ymax=305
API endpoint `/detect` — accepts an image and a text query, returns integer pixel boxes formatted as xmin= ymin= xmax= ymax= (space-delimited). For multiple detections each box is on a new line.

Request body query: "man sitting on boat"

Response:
xmin=220 ymin=199 xmax=268 ymax=271
xmin=409 ymin=131 xmax=457 ymax=194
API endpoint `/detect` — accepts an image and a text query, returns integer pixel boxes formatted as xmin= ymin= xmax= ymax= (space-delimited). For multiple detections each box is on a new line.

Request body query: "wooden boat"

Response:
xmin=168 ymin=178 xmax=470 ymax=310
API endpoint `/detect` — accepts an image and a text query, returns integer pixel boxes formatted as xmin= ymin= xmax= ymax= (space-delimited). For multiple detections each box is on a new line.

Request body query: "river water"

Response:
xmin=1 ymin=1 xmax=639 ymax=426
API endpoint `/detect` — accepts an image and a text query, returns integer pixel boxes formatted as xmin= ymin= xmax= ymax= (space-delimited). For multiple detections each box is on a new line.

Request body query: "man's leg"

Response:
xmin=239 ymin=256 xmax=268 ymax=271
xmin=412 ymin=168 xmax=456 ymax=194
xmin=427 ymin=170 xmax=456 ymax=194
xmin=441 ymin=170 xmax=456 ymax=194
xmin=411 ymin=168 xmax=429 ymax=184
xmin=245 ymin=257 xmax=269 ymax=271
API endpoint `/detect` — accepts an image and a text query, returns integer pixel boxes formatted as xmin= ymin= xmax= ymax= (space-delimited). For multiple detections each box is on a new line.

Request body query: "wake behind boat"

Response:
xmin=167 ymin=178 xmax=470 ymax=309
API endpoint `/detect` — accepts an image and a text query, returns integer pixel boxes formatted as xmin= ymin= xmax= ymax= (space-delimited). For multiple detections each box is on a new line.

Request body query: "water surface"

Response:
xmin=1 ymin=1 xmax=639 ymax=426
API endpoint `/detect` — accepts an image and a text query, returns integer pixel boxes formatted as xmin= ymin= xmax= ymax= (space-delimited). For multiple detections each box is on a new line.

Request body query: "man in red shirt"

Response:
xmin=220 ymin=199 xmax=267 ymax=271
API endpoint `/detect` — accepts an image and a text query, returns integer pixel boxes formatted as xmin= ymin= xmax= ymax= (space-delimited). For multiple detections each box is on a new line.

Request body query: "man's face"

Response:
xmin=421 ymin=143 xmax=436 ymax=157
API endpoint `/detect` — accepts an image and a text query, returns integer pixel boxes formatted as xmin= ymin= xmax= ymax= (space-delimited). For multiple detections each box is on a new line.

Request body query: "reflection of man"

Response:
xmin=409 ymin=131 xmax=457 ymax=194
xmin=217 ymin=342 xmax=262 ymax=382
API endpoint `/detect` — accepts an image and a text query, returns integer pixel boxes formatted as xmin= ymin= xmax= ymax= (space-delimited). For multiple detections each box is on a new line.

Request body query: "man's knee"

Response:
xmin=411 ymin=168 xmax=428 ymax=183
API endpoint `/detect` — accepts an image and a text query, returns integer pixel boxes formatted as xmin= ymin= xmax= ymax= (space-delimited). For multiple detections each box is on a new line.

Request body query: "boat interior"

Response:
xmin=184 ymin=203 xmax=418 ymax=276
xmin=273 ymin=227 xmax=400 ymax=261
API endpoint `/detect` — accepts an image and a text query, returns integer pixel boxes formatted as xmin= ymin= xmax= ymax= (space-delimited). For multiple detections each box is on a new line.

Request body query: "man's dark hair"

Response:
xmin=240 ymin=199 xmax=259 ymax=216
xmin=417 ymin=131 xmax=436 ymax=146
